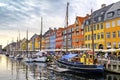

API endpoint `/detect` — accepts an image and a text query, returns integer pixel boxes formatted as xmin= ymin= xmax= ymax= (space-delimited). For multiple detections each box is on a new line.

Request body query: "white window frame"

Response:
xmin=112 ymin=21 xmax=115 ymax=27
xmin=117 ymin=20 xmax=120 ymax=26
xmin=106 ymin=22 xmax=110 ymax=28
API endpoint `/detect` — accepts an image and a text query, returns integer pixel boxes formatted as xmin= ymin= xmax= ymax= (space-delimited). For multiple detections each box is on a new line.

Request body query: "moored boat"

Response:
xmin=55 ymin=53 xmax=104 ymax=74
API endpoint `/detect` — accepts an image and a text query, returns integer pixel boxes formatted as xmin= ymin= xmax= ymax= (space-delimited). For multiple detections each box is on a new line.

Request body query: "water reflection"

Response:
xmin=0 ymin=54 xmax=120 ymax=80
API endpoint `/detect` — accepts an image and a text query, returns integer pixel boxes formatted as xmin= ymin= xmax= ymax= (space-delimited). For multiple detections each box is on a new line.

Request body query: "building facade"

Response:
xmin=84 ymin=4 xmax=113 ymax=49
xmin=55 ymin=28 xmax=64 ymax=49
xmin=104 ymin=1 xmax=120 ymax=49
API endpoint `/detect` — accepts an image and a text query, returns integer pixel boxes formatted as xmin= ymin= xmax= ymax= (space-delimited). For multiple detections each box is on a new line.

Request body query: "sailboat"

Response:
xmin=24 ymin=29 xmax=34 ymax=63
xmin=55 ymin=3 xmax=104 ymax=74
xmin=32 ymin=17 xmax=47 ymax=62
xmin=15 ymin=32 xmax=23 ymax=60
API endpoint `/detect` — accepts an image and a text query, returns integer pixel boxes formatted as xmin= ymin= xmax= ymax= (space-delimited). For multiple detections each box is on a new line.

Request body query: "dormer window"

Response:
xmin=98 ymin=17 xmax=102 ymax=21
xmin=117 ymin=9 xmax=120 ymax=15
xmin=107 ymin=12 xmax=114 ymax=18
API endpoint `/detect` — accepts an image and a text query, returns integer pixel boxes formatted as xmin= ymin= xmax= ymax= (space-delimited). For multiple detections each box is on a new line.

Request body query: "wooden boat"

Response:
xmin=55 ymin=53 xmax=104 ymax=74
xmin=55 ymin=2 xmax=104 ymax=74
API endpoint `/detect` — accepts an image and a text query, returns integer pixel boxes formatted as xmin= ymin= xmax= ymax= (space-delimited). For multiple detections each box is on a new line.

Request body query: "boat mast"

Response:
xmin=65 ymin=2 xmax=69 ymax=52
xmin=40 ymin=17 xmax=43 ymax=51
xmin=26 ymin=29 xmax=28 ymax=58
xmin=91 ymin=9 xmax=95 ymax=63
xmin=19 ymin=30 xmax=20 ymax=54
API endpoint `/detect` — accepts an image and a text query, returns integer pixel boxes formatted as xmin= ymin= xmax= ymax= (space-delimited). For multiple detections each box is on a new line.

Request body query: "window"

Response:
xmin=112 ymin=21 xmax=115 ymax=27
xmin=106 ymin=22 xmax=110 ymax=28
xmin=106 ymin=32 xmax=110 ymax=38
xmin=72 ymin=28 xmax=74 ymax=32
xmin=88 ymin=44 xmax=90 ymax=48
xmin=81 ymin=25 xmax=84 ymax=29
xmin=76 ymin=26 xmax=79 ymax=31
xmin=85 ymin=36 xmax=87 ymax=40
xmin=94 ymin=34 xmax=96 ymax=40
xmin=81 ymin=31 xmax=83 ymax=35
xmin=98 ymin=17 xmax=102 ymax=21
xmin=97 ymin=24 xmax=99 ymax=30
xmin=117 ymin=20 xmax=120 ymax=26
xmin=112 ymin=32 xmax=116 ymax=38
xmin=107 ymin=12 xmax=114 ymax=18
xmin=97 ymin=33 xmax=100 ymax=39
xmin=100 ymin=23 xmax=103 ymax=29
xmin=118 ymin=31 xmax=120 ymax=37
xmin=88 ymin=35 xmax=90 ymax=40
xmin=94 ymin=24 xmax=96 ymax=30
xmin=101 ymin=33 xmax=104 ymax=39
xmin=76 ymin=32 xmax=79 ymax=35
xmin=113 ymin=42 xmax=116 ymax=48
xmin=107 ymin=42 xmax=111 ymax=47
xmin=117 ymin=9 xmax=120 ymax=15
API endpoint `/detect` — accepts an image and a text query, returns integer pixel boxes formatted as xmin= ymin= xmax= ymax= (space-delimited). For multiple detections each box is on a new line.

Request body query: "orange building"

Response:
xmin=72 ymin=16 xmax=88 ymax=48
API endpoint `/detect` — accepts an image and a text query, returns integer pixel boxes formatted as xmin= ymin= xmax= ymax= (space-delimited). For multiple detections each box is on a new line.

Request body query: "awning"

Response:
xmin=62 ymin=53 xmax=78 ymax=59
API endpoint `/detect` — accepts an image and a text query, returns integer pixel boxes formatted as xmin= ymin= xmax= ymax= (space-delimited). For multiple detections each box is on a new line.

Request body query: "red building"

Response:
xmin=56 ymin=28 xmax=64 ymax=49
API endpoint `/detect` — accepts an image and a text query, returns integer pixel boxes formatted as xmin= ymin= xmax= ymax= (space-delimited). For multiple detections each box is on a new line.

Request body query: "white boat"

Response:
xmin=15 ymin=54 xmax=23 ymax=60
xmin=32 ymin=51 xmax=47 ymax=62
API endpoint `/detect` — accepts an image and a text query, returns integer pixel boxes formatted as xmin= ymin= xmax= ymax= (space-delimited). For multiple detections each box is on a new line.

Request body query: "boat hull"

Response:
xmin=56 ymin=60 xmax=104 ymax=74
xmin=33 ymin=56 xmax=47 ymax=62
xmin=24 ymin=58 xmax=34 ymax=63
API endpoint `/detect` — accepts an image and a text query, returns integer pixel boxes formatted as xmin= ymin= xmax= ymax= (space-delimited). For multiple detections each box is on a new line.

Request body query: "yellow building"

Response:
xmin=104 ymin=1 xmax=120 ymax=49
xmin=29 ymin=40 xmax=32 ymax=51
xmin=20 ymin=38 xmax=27 ymax=51
xmin=84 ymin=4 xmax=113 ymax=49
xmin=34 ymin=35 xmax=40 ymax=51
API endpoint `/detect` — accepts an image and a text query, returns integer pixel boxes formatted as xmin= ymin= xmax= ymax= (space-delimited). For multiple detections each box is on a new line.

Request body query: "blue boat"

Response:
xmin=55 ymin=53 xmax=104 ymax=74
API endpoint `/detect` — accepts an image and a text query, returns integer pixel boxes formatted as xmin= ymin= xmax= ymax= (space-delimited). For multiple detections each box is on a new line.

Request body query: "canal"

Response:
xmin=0 ymin=54 xmax=120 ymax=80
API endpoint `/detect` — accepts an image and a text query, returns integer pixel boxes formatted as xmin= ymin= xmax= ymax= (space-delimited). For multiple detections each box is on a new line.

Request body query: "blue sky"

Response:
xmin=0 ymin=0 xmax=119 ymax=47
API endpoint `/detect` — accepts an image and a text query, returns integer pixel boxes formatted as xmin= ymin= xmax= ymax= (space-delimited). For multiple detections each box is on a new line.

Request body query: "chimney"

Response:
xmin=101 ymin=4 xmax=106 ymax=8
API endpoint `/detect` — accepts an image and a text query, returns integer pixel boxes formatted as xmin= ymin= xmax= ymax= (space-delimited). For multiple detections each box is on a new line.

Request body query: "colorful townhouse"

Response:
xmin=44 ymin=28 xmax=51 ymax=49
xmin=29 ymin=34 xmax=39 ymax=51
xmin=84 ymin=4 xmax=113 ymax=49
xmin=56 ymin=28 xmax=64 ymax=49
xmin=49 ymin=28 xmax=56 ymax=50
xmin=20 ymin=38 xmax=27 ymax=51
xmin=104 ymin=1 xmax=120 ymax=49
xmin=72 ymin=16 xmax=88 ymax=48
xmin=41 ymin=37 xmax=45 ymax=49
xmin=34 ymin=35 xmax=40 ymax=51
xmin=63 ymin=24 xmax=73 ymax=49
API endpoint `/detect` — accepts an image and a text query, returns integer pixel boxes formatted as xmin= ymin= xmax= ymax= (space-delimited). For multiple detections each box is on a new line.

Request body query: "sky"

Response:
xmin=0 ymin=0 xmax=119 ymax=48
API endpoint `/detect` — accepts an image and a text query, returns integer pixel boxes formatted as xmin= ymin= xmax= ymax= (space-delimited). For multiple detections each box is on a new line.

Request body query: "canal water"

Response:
xmin=0 ymin=54 xmax=120 ymax=80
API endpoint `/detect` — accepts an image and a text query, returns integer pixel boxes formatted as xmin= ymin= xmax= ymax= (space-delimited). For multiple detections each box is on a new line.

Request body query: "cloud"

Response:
xmin=0 ymin=2 xmax=7 ymax=7
xmin=0 ymin=0 xmax=120 ymax=47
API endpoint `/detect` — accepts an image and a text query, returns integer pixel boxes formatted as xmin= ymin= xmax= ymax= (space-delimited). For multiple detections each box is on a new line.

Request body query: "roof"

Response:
xmin=84 ymin=3 xmax=113 ymax=26
xmin=104 ymin=1 xmax=120 ymax=20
